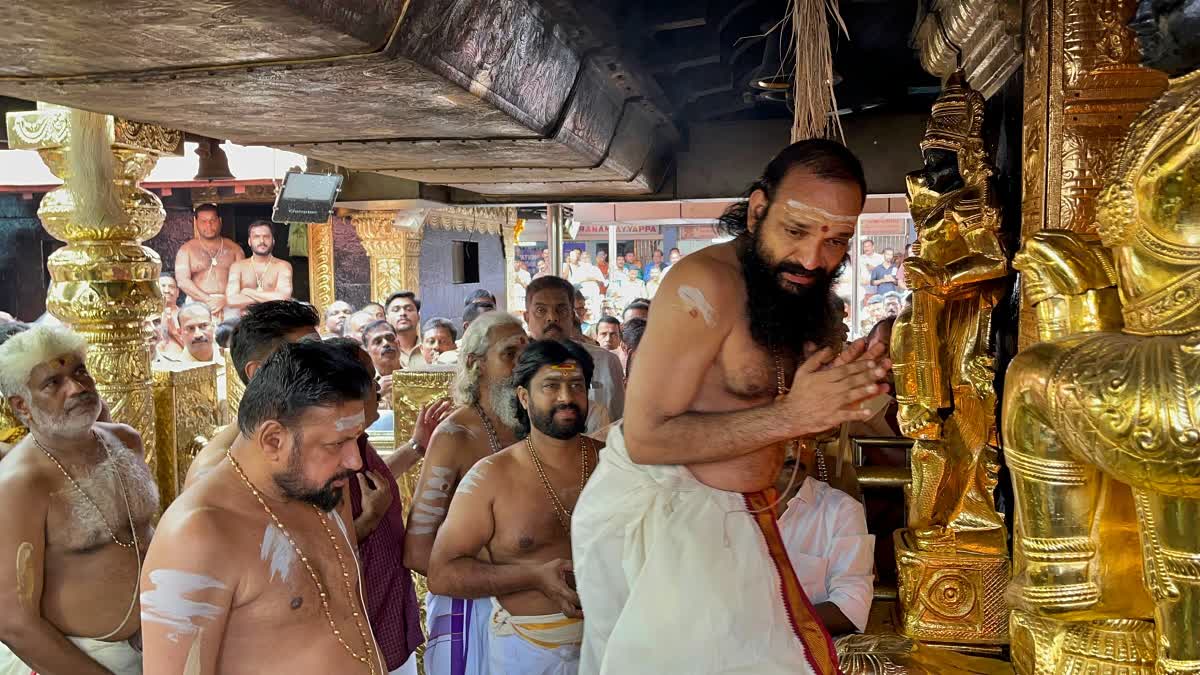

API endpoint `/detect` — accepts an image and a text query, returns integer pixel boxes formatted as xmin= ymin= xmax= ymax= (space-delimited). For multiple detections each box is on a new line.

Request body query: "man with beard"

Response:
xmin=0 ymin=325 xmax=158 ymax=674
xmin=182 ymin=300 xmax=322 ymax=489
xmin=225 ymin=220 xmax=294 ymax=316
xmin=525 ymin=276 xmax=623 ymax=432
xmin=175 ymin=204 xmax=244 ymax=320
xmin=429 ymin=339 xmax=597 ymax=675
xmin=572 ymin=139 xmax=891 ymax=675
xmin=322 ymin=300 xmax=354 ymax=338
xmin=405 ymin=311 xmax=529 ymax=675
xmin=384 ymin=292 xmax=423 ymax=368
xmin=142 ymin=341 xmax=385 ymax=674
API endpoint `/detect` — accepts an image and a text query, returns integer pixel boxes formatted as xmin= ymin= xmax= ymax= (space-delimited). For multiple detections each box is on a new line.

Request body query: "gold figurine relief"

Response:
xmin=890 ymin=71 xmax=1012 ymax=645
xmin=1003 ymin=10 xmax=1200 ymax=671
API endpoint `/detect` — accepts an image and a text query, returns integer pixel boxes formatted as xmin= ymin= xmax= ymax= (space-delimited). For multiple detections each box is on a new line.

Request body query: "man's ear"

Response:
xmin=516 ymin=385 xmax=530 ymax=412
xmin=244 ymin=360 xmax=262 ymax=381
xmin=7 ymin=394 xmax=29 ymax=421
xmin=257 ymin=420 xmax=289 ymax=464
xmin=747 ymin=188 xmax=770 ymax=234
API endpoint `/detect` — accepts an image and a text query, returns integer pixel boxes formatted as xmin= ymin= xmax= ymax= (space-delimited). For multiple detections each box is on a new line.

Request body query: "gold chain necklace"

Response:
xmin=473 ymin=403 xmax=503 ymax=454
xmin=252 ymin=256 xmax=273 ymax=290
xmin=525 ymin=435 xmax=592 ymax=535
xmin=771 ymin=346 xmax=828 ymax=482
xmin=35 ymin=432 xmax=136 ymax=549
xmin=225 ymin=450 xmax=379 ymax=674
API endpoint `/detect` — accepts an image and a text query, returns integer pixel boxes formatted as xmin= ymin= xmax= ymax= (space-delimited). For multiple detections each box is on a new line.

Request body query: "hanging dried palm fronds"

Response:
xmin=790 ymin=0 xmax=849 ymax=142
xmin=66 ymin=108 xmax=124 ymax=230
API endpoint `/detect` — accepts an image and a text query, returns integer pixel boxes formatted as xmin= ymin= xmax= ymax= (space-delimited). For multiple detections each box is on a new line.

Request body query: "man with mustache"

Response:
xmin=142 ymin=341 xmax=384 ymax=674
xmin=573 ymin=140 xmax=890 ymax=675
xmin=405 ymin=311 xmax=529 ymax=675
xmin=429 ymin=339 xmax=597 ymax=674
xmin=225 ymin=220 xmax=294 ymax=317
xmin=323 ymin=300 xmax=355 ymax=338
xmin=0 ymin=324 xmax=158 ymax=674
xmin=175 ymin=203 xmax=244 ymax=320
xmin=524 ymin=276 xmax=623 ymax=433
xmin=384 ymin=292 xmax=423 ymax=368
xmin=362 ymin=320 xmax=402 ymax=408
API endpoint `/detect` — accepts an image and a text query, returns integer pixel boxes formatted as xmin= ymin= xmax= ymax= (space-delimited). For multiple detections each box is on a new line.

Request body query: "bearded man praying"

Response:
xmin=429 ymin=339 xmax=597 ymax=675
xmin=0 ymin=324 xmax=158 ymax=674
xmin=572 ymin=140 xmax=891 ymax=675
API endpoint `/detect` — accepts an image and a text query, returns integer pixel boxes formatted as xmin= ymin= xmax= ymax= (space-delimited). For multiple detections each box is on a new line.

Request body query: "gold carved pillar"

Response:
xmin=1018 ymin=0 xmax=1167 ymax=347
xmin=350 ymin=210 xmax=423 ymax=303
xmin=151 ymin=362 xmax=220 ymax=508
xmin=306 ymin=217 xmax=336 ymax=317
xmin=6 ymin=103 xmax=181 ymax=473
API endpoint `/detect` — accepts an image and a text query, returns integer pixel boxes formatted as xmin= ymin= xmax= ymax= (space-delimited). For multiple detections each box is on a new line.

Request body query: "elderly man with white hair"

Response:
xmin=0 ymin=324 xmax=158 ymax=675
xmin=404 ymin=311 xmax=529 ymax=675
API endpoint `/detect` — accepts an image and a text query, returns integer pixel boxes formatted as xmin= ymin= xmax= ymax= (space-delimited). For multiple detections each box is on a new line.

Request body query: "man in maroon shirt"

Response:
xmin=321 ymin=339 xmax=453 ymax=674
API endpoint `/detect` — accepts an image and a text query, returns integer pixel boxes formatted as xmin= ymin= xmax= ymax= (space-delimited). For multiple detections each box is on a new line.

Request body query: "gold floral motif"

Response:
xmin=224 ymin=349 xmax=244 ymax=425
xmin=424 ymin=206 xmax=514 ymax=235
xmin=350 ymin=210 xmax=423 ymax=301
xmin=113 ymin=119 xmax=183 ymax=155
xmin=836 ymin=633 xmax=1014 ymax=674
xmin=306 ymin=219 xmax=336 ymax=318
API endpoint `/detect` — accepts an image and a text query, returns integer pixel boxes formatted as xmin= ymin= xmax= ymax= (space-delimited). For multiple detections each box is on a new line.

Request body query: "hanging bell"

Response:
xmin=194 ymin=137 xmax=234 ymax=181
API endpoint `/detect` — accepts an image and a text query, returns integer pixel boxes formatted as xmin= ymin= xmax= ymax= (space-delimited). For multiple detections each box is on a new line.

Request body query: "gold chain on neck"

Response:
xmin=474 ymin=403 xmax=503 ymax=454
xmin=525 ymin=435 xmax=592 ymax=535
xmin=225 ymin=449 xmax=378 ymax=674
xmin=35 ymin=432 xmax=137 ymax=549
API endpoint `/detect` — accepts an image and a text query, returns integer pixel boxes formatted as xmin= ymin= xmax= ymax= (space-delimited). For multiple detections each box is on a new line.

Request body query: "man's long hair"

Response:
xmin=717 ymin=139 xmax=867 ymax=238
xmin=498 ymin=340 xmax=593 ymax=438
xmin=452 ymin=311 xmax=525 ymax=406
xmin=718 ymin=140 xmax=864 ymax=353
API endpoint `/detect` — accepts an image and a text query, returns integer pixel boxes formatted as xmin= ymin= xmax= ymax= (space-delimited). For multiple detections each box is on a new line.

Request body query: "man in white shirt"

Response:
xmin=524 ymin=275 xmax=624 ymax=432
xmin=858 ymin=239 xmax=884 ymax=295
xmin=775 ymin=449 xmax=875 ymax=636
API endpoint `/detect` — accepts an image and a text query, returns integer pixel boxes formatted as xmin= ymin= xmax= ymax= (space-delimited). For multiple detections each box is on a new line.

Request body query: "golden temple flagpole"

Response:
xmin=5 ymin=103 xmax=183 ymax=505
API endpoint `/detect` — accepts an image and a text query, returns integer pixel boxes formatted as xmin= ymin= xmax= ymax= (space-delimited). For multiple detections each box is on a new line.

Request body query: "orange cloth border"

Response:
xmin=744 ymin=489 xmax=840 ymax=675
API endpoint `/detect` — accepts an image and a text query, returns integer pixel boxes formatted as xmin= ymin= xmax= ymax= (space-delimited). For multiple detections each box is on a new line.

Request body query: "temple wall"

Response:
xmin=0 ymin=193 xmax=56 ymax=321
xmin=418 ymin=227 xmax=507 ymax=329
xmin=331 ymin=214 xmax=371 ymax=308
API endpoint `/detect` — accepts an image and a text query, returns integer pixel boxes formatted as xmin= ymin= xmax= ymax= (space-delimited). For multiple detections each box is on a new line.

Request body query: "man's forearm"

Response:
xmin=625 ymin=401 xmax=793 ymax=465
xmin=814 ymin=601 xmax=857 ymax=636
xmin=385 ymin=444 xmax=422 ymax=477
xmin=177 ymin=279 xmax=210 ymax=302
xmin=427 ymin=557 xmax=539 ymax=599
xmin=0 ymin=618 xmax=113 ymax=675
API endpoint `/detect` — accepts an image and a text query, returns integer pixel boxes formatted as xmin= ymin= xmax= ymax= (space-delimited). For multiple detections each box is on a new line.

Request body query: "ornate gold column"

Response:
xmin=1018 ymin=0 xmax=1167 ymax=346
xmin=350 ymin=210 xmax=423 ymax=302
xmin=306 ymin=217 xmax=336 ymax=316
xmin=6 ymin=103 xmax=181 ymax=476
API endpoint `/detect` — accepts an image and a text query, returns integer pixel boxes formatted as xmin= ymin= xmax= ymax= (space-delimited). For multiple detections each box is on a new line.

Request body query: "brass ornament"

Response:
xmin=891 ymin=71 xmax=1011 ymax=645
xmin=306 ymin=218 xmax=336 ymax=319
xmin=5 ymin=103 xmax=182 ymax=476
xmin=152 ymin=362 xmax=220 ymax=509
xmin=1004 ymin=63 xmax=1200 ymax=674
xmin=350 ymin=209 xmax=423 ymax=302
xmin=835 ymin=633 xmax=1014 ymax=674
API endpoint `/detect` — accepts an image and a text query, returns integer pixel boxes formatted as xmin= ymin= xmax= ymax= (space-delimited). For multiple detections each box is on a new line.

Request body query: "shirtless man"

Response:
xmin=175 ymin=204 xmax=244 ymax=321
xmin=429 ymin=339 xmax=597 ymax=674
xmin=225 ymin=220 xmax=294 ymax=316
xmin=573 ymin=140 xmax=890 ymax=675
xmin=0 ymin=324 xmax=158 ymax=674
xmin=142 ymin=341 xmax=384 ymax=674
xmin=404 ymin=311 xmax=529 ymax=675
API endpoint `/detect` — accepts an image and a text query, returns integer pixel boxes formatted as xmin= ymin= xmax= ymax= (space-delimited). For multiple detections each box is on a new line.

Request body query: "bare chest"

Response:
xmin=489 ymin=474 xmax=579 ymax=562
xmin=704 ymin=326 xmax=789 ymax=404
xmin=233 ymin=511 xmax=367 ymax=633
xmin=47 ymin=449 xmax=159 ymax=553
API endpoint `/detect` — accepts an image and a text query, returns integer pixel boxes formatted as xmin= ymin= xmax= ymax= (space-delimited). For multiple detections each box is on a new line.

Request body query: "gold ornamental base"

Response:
xmin=1009 ymin=611 xmax=1157 ymax=675
xmin=895 ymin=529 xmax=1010 ymax=645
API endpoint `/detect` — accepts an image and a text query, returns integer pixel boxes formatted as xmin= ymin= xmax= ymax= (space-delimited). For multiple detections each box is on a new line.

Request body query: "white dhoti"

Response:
xmin=571 ymin=423 xmax=835 ymax=675
xmin=424 ymin=592 xmax=492 ymax=675
xmin=0 ymin=636 xmax=141 ymax=675
xmin=488 ymin=598 xmax=582 ymax=675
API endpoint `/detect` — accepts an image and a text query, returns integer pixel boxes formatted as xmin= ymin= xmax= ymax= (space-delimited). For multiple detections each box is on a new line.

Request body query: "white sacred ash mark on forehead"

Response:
xmin=783 ymin=199 xmax=859 ymax=227
xmin=260 ymin=523 xmax=296 ymax=584
xmin=140 ymin=569 xmax=226 ymax=642
xmin=335 ymin=412 xmax=366 ymax=432
xmin=677 ymin=286 xmax=717 ymax=327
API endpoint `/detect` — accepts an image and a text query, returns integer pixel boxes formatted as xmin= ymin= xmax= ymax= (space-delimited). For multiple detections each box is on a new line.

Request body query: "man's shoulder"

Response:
xmin=157 ymin=479 xmax=250 ymax=546
xmin=0 ymin=443 xmax=55 ymax=498
xmin=811 ymin=479 xmax=866 ymax=520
